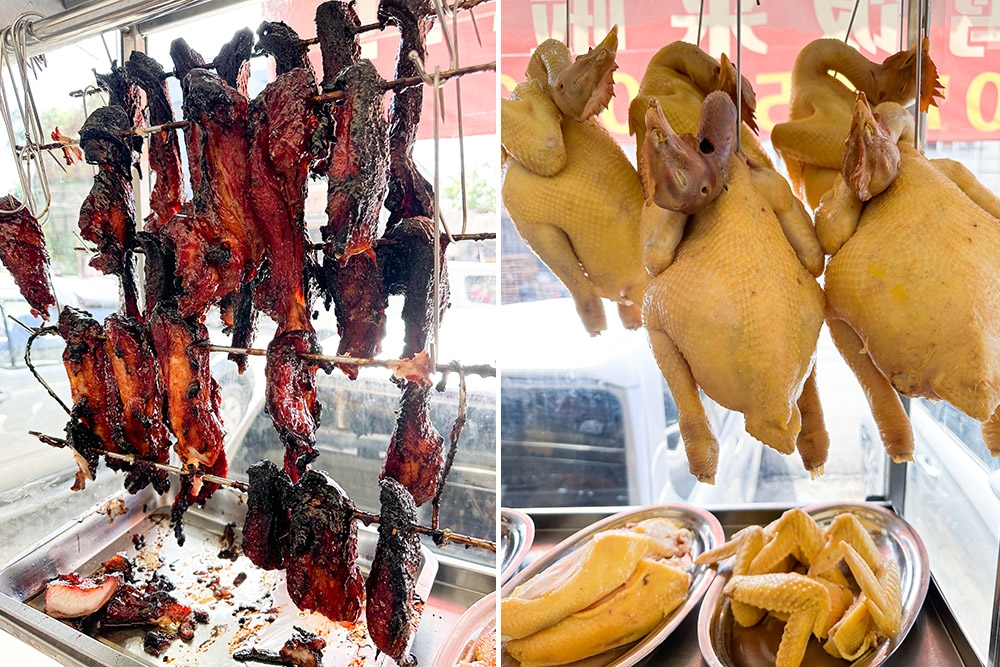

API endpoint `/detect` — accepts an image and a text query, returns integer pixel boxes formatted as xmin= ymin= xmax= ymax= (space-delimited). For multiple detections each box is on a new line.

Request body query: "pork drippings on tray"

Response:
xmin=318 ymin=59 xmax=390 ymax=377
xmin=367 ymin=478 xmax=422 ymax=666
xmin=379 ymin=0 xmax=436 ymax=226
xmin=126 ymin=51 xmax=185 ymax=234
xmin=44 ymin=552 xmax=205 ymax=657
xmin=0 ymin=194 xmax=57 ymax=319
xmin=148 ymin=307 xmax=227 ymax=544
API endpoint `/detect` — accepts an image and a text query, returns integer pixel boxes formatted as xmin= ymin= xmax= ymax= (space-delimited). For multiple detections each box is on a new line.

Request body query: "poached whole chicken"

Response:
xmin=819 ymin=93 xmax=1000 ymax=461
xmin=641 ymin=92 xmax=828 ymax=484
xmin=771 ymin=38 xmax=942 ymax=208
xmin=501 ymin=27 xmax=648 ymax=335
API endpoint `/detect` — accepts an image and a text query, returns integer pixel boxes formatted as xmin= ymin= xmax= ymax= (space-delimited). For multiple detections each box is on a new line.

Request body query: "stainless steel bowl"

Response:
xmin=697 ymin=502 xmax=930 ymax=667
xmin=500 ymin=508 xmax=535 ymax=585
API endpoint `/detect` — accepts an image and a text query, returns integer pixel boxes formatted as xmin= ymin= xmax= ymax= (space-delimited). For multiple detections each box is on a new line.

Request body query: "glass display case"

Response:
xmin=499 ymin=1 xmax=1000 ymax=665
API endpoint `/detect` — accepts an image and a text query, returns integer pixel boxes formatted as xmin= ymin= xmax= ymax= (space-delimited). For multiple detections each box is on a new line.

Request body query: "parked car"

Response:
xmin=500 ymin=298 xmax=761 ymax=509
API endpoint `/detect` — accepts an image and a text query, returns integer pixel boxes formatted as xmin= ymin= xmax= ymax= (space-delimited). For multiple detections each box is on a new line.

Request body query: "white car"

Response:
xmin=499 ymin=297 xmax=761 ymax=509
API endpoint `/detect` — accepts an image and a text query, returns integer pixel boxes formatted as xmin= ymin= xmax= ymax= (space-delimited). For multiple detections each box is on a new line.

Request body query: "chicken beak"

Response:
xmin=641 ymin=98 xmax=724 ymax=215
xmin=843 ymin=92 xmax=900 ymax=201
xmin=551 ymin=25 xmax=619 ymax=121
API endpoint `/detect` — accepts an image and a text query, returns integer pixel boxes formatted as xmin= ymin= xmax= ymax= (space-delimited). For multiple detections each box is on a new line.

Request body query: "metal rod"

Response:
xmin=696 ymin=0 xmax=706 ymax=45
xmin=20 ymin=323 xmax=72 ymax=416
xmin=432 ymin=369 xmax=466 ymax=530
xmin=565 ymin=0 xmax=570 ymax=47
xmin=33 ymin=62 xmax=496 ymax=153
xmin=29 ymin=430 xmax=496 ymax=551
xmin=913 ymin=0 xmax=928 ymax=151
xmin=204 ymin=343 xmax=496 ymax=378
xmin=735 ymin=0 xmax=743 ymax=154
xmin=844 ymin=0 xmax=862 ymax=43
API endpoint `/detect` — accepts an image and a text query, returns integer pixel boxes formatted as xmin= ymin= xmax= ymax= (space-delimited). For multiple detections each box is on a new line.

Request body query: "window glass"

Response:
xmin=0 ymin=31 xmax=127 ymax=563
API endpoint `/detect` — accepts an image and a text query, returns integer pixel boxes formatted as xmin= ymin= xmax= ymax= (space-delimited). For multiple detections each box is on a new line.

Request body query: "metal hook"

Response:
xmin=844 ymin=0 xmax=863 ymax=43
xmin=17 ymin=321 xmax=72 ymax=417
xmin=431 ymin=366 xmax=467 ymax=530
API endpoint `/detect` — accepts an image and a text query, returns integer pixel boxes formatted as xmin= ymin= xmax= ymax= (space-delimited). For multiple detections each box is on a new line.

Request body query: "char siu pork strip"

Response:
xmin=0 ymin=195 xmax=57 ymax=319
xmin=94 ymin=63 xmax=144 ymax=169
xmin=315 ymin=1 xmax=361 ymax=89
xmin=220 ymin=280 xmax=260 ymax=373
xmin=164 ymin=69 xmax=260 ymax=319
xmin=104 ymin=314 xmax=171 ymax=494
xmin=380 ymin=383 xmax=443 ymax=506
xmin=169 ymin=38 xmax=207 ymax=82
xmin=286 ymin=471 xmax=365 ymax=623
xmin=249 ymin=68 xmax=320 ymax=332
xmin=101 ymin=573 xmax=199 ymax=641
xmin=255 ymin=21 xmax=314 ymax=76
xmin=125 ymin=52 xmax=185 ymax=235
xmin=148 ymin=306 xmax=226 ymax=543
xmin=319 ymin=60 xmax=390 ymax=377
xmin=367 ymin=478 xmax=422 ymax=665
xmin=214 ymin=28 xmax=254 ymax=96
xmin=136 ymin=228 xmax=180 ymax=319
xmin=78 ymin=106 xmax=140 ymax=318
xmin=266 ymin=331 xmax=324 ymax=482
xmin=377 ymin=215 xmax=450 ymax=358
xmin=243 ymin=459 xmax=293 ymax=571
xmin=58 ymin=307 xmax=130 ymax=478
xmin=378 ymin=0 xmax=436 ymax=227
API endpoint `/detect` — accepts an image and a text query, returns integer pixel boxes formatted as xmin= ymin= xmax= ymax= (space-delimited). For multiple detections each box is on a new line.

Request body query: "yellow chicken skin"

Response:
xmin=628 ymin=42 xmax=772 ymax=172
xmin=502 ymin=27 xmax=648 ymax=335
xmin=641 ymin=93 xmax=828 ymax=484
xmin=725 ymin=573 xmax=854 ymax=667
xmin=500 ymin=518 xmax=690 ymax=640
xmin=821 ymin=94 xmax=1000 ymax=462
xmin=504 ymin=557 xmax=690 ymax=667
xmin=771 ymin=37 xmax=942 ymax=208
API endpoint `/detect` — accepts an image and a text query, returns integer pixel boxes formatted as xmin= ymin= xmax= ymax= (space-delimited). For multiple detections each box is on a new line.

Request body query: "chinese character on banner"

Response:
xmin=529 ymin=0 xmax=628 ymax=50
xmin=815 ymin=0 xmax=902 ymax=56
xmin=949 ymin=0 xmax=1000 ymax=57
xmin=670 ymin=0 xmax=768 ymax=57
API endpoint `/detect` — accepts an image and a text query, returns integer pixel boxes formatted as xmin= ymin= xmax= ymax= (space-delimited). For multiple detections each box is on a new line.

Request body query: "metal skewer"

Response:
xmin=28 ymin=431 xmax=495 ymax=551
xmin=25 ymin=62 xmax=496 ymax=154
xmin=203 ymin=343 xmax=496 ymax=378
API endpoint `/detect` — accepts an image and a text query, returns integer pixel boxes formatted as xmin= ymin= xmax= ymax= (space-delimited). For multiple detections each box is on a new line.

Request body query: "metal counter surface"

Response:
xmin=513 ymin=506 xmax=974 ymax=667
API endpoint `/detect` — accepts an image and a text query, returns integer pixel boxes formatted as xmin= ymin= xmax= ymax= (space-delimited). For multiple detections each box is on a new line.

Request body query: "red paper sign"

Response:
xmin=500 ymin=0 xmax=1000 ymax=143
xmin=266 ymin=0 xmax=496 ymax=139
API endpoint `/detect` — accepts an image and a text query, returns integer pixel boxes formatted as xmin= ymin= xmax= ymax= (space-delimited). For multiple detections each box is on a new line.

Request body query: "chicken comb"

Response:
xmin=919 ymin=37 xmax=944 ymax=112
xmin=717 ymin=53 xmax=758 ymax=134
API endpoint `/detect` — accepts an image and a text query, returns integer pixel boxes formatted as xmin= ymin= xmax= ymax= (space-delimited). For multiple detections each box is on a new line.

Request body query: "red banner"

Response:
xmin=266 ymin=0 xmax=496 ymax=138
xmin=500 ymin=0 xmax=1000 ymax=144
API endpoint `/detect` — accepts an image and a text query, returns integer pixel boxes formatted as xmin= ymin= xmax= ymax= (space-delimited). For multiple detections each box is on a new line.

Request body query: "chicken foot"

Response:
xmin=647 ymin=329 xmax=719 ymax=482
xmin=826 ymin=318 xmax=913 ymax=462
xmin=516 ymin=222 xmax=606 ymax=336
xmin=796 ymin=367 xmax=829 ymax=477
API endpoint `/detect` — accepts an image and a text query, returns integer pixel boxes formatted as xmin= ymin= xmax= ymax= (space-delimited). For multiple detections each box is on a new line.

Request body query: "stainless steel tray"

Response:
xmin=500 ymin=508 xmax=534 ymax=585
xmin=697 ymin=502 xmax=930 ymax=667
xmin=500 ymin=503 xmax=725 ymax=667
xmin=0 ymin=484 xmax=438 ymax=667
